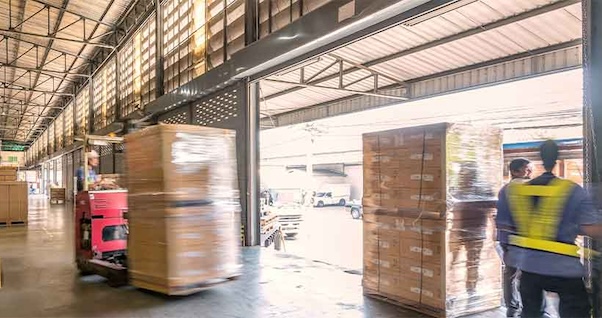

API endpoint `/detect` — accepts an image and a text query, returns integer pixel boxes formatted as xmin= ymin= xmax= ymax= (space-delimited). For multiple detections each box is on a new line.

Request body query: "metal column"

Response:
xmin=584 ymin=1 xmax=602 ymax=316
xmin=245 ymin=0 xmax=258 ymax=45
xmin=155 ymin=0 xmax=164 ymax=98
xmin=247 ymin=81 xmax=260 ymax=246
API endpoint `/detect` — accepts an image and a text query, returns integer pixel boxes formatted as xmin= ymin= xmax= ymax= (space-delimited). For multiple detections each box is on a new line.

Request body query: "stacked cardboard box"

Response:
xmin=50 ymin=188 xmax=66 ymax=204
xmin=0 ymin=167 xmax=17 ymax=182
xmin=362 ymin=123 xmax=503 ymax=317
xmin=0 ymin=182 xmax=28 ymax=224
xmin=125 ymin=124 xmax=242 ymax=295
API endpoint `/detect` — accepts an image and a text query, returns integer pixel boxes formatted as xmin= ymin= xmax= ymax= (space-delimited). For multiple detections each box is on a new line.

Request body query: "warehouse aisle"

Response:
xmin=0 ymin=197 xmax=504 ymax=318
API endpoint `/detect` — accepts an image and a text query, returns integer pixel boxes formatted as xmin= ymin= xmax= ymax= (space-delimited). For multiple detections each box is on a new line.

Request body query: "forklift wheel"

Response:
xmin=76 ymin=261 xmax=93 ymax=276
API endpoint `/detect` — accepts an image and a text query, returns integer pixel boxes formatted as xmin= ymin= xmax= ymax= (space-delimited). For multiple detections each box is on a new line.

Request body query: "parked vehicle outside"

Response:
xmin=346 ymin=200 xmax=362 ymax=219
xmin=312 ymin=184 xmax=351 ymax=207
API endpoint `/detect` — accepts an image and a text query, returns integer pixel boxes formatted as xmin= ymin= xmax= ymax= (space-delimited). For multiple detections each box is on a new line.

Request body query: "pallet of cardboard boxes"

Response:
xmin=0 ymin=176 xmax=28 ymax=226
xmin=0 ymin=166 xmax=17 ymax=182
xmin=362 ymin=123 xmax=503 ymax=318
xmin=50 ymin=188 xmax=66 ymax=204
xmin=125 ymin=124 xmax=242 ymax=295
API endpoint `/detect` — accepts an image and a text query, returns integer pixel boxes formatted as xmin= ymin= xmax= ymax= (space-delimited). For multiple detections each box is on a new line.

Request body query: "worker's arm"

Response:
xmin=576 ymin=186 xmax=602 ymax=239
xmin=495 ymin=186 xmax=515 ymax=242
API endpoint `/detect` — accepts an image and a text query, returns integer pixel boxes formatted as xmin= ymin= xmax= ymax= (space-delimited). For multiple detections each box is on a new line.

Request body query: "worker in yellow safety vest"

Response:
xmin=496 ymin=140 xmax=601 ymax=318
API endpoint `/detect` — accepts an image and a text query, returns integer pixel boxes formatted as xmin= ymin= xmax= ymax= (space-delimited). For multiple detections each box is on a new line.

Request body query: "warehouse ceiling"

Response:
xmin=259 ymin=0 xmax=583 ymax=122
xmin=261 ymin=69 xmax=584 ymax=166
xmin=0 ymin=0 xmax=139 ymax=146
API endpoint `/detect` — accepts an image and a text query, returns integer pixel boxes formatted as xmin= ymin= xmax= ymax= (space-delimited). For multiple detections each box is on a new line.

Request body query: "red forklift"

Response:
xmin=74 ymin=135 xmax=129 ymax=286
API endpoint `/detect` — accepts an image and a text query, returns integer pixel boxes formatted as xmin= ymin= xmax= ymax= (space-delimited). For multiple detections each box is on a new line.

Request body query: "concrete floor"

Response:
xmin=0 ymin=197 xmax=506 ymax=318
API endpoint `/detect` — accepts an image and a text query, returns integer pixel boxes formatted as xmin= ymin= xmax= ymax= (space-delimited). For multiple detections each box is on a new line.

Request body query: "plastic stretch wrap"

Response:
xmin=362 ymin=123 xmax=503 ymax=318
xmin=125 ymin=124 xmax=242 ymax=295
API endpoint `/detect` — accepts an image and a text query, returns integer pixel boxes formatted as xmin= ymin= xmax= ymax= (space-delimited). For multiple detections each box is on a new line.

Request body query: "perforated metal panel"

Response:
xmin=115 ymin=143 xmax=125 ymax=175
xmin=158 ymin=106 xmax=190 ymax=124
xmin=192 ymin=83 xmax=250 ymax=243
xmin=194 ymin=88 xmax=240 ymax=126
xmin=99 ymin=145 xmax=115 ymax=174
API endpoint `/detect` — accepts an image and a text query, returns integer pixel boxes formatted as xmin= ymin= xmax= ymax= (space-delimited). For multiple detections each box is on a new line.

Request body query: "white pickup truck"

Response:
xmin=312 ymin=184 xmax=351 ymax=207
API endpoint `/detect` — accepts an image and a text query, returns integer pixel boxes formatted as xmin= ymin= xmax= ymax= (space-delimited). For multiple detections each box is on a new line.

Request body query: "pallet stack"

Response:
xmin=0 ymin=167 xmax=17 ymax=182
xmin=50 ymin=188 xmax=66 ymax=204
xmin=125 ymin=124 xmax=242 ymax=295
xmin=362 ymin=123 xmax=503 ymax=317
xmin=0 ymin=182 xmax=28 ymax=226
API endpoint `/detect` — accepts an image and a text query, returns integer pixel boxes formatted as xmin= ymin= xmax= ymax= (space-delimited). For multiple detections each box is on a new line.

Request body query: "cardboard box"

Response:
xmin=125 ymin=124 xmax=242 ymax=295
xmin=362 ymin=123 xmax=503 ymax=317
xmin=0 ymin=182 xmax=28 ymax=223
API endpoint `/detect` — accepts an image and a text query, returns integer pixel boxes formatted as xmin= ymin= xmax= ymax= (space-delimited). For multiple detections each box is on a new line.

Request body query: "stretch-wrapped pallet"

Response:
xmin=362 ymin=123 xmax=503 ymax=317
xmin=125 ymin=124 xmax=242 ymax=295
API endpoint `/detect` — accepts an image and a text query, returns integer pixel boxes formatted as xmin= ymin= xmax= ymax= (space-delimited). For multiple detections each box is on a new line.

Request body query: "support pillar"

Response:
xmin=155 ymin=0 xmax=165 ymax=98
xmin=246 ymin=80 xmax=260 ymax=246
xmin=583 ymin=1 xmax=602 ymax=316
xmin=245 ymin=0 xmax=258 ymax=45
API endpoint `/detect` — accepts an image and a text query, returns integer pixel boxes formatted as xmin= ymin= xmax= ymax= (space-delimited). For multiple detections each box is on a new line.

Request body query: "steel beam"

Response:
xmin=0 ymin=29 xmax=115 ymax=49
xmin=0 ymin=66 xmax=79 ymax=85
xmin=0 ymin=102 xmax=53 ymax=108
xmin=263 ymin=40 xmax=582 ymax=128
xmin=264 ymin=0 xmax=580 ymax=100
xmin=0 ymin=113 xmax=54 ymax=119
xmin=263 ymin=78 xmax=408 ymax=101
xmin=20 ymin=0 xmax=70 ymax=141
xmin=407 ymin=40 xmax=583 ymax=86
xmin=0 ymin=34 xmax=92 ymax=62
xmin=29 ymin=0 xmax=116 ymax=29
xmin=0 ymin=84 xmax=74 ymax=96
xmin=0 ymin=64 xmax=90 ymax=77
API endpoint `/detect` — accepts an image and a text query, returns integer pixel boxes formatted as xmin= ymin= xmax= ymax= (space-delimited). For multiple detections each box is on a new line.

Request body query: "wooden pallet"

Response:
xmin=0 ymin=220 xmax=28 ymax=227
xmin=133 ymin=275 xmax=240 ymax=296
xmin=261 ymin=223 xmax=277 ymax=235
xmin=364 ymin=288 xmax=445 ymax=318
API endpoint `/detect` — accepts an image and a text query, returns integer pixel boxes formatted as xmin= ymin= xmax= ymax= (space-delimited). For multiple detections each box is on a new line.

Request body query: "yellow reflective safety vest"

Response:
xmin=507 ymin=178 xmax=598 ymax=258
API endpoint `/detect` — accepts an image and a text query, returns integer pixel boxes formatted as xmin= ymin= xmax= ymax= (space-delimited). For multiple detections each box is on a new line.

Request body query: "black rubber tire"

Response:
xmin=351 ymin=208 xmax=361 ymax=219
xmin=339 ymin=199 xmax=346 ymax=206
xmin=317 ymin=201 xmax=324 ymax=208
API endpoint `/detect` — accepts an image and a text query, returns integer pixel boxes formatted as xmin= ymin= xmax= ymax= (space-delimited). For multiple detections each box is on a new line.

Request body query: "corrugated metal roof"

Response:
xmin=260 ymin=0 xmax=583 ymax=119
xmin=0 ymin=0 xmax=134 ymax=142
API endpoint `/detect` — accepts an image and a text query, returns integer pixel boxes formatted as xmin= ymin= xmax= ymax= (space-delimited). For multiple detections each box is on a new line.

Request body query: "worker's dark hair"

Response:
xmin=540 ymin=140 xmax=559 ymax=171
xmin=509 ymin=158 xmax=530 ymax=173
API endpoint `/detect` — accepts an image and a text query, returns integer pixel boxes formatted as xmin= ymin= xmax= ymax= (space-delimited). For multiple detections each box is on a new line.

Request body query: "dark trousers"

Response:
xmin=503 ymin=264 xmax=522 ymax=316
xmin=520 ymin=271 xmax=591 ymax=318
xmin=501 ymin=244 xmax=522 ymax=316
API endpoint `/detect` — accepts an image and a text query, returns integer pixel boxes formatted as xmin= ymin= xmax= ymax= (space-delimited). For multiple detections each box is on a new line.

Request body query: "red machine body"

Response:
xmin=75 ymin=190 xmax=128 ymax=268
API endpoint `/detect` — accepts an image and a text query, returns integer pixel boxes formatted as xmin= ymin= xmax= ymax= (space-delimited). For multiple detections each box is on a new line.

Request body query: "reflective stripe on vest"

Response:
xmin=507 ymin=178 xmax=597 ymax=258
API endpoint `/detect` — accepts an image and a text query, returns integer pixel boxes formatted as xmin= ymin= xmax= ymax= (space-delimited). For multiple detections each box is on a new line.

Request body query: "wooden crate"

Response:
xmin=362 ymin=123 xmax=503 ymax=317
xmin=0 ymin=182 xmax=28 ymax=225
xmin=125 ymin=124 xmax=242 ymax=295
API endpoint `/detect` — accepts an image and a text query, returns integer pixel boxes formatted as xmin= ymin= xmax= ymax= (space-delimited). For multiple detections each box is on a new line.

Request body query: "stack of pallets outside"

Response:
xmin=125 ymin=124 xmax=242 ymax=295
xmin=362 ymin=123 xmax=503 ymax=318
